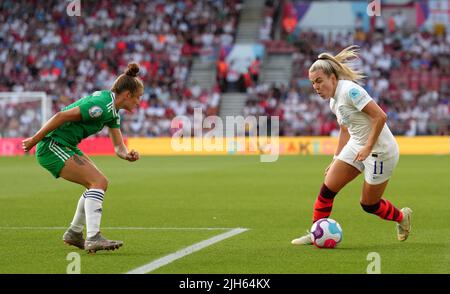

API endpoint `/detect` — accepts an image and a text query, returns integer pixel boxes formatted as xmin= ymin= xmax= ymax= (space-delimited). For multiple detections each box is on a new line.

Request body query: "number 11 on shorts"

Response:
xmin=373 ymin=161 xmax=383 ymax=175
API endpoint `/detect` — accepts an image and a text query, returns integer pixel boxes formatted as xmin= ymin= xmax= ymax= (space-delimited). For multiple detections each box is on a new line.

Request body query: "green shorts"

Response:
xmin=36 ymin=137 xmax=84 ymax=178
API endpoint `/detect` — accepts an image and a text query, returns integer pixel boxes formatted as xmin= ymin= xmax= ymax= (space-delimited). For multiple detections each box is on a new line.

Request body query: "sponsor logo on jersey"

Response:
xmin=89 ymin=106 xmax=103 ymax=118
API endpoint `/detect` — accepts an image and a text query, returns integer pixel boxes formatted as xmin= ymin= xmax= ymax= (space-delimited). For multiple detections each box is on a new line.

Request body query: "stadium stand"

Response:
xmin=0 ymin=0 xmax=241 ymax=137
xmin=0 ymin=0 xmax=448 ymax=137
xmin=245 ymin=1 xmax=449 ymax=136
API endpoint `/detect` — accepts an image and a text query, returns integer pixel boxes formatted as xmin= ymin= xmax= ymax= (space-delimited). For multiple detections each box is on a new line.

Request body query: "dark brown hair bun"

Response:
xmin=125 ymin=63 xmax=140 ymax=77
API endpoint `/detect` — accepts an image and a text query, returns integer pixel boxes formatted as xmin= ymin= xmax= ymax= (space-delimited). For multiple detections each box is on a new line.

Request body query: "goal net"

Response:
xmin=0 ymin=92 xmax=51 ymax=138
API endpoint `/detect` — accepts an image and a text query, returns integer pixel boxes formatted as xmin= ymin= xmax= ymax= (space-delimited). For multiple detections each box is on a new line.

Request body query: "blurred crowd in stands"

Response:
xmin=0 ymin=0 xmax=448 ymax=138
xmin=0 ymin=0 xmax=241 ymax=137
xmin=245 ymin=0 xmax=449 ymax=136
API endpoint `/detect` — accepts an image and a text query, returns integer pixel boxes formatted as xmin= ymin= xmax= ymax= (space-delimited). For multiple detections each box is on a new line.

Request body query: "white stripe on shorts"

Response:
xmin=52 ymin=142 xmax=71 ymax=160
xmin=49 ymin=140 xmax=69 ymax=161
xmin=49 ymin=140 xmax=66 ymax=161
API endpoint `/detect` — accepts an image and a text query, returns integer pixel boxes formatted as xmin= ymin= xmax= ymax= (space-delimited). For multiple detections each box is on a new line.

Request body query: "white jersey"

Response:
xmin=330 ymin=80 xmax=398 ymax=154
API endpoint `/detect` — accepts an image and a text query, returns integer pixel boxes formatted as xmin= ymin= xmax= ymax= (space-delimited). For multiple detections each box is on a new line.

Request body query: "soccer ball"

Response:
xmin=310 ymin=218 xmax=343 ymax=248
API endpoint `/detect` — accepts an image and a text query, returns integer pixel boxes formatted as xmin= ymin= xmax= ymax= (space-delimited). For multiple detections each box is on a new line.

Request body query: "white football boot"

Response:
xmin=291 ymin=230 xmax=313 ymax=245
xmin=397 ymin=207 xmax=413 ymax=241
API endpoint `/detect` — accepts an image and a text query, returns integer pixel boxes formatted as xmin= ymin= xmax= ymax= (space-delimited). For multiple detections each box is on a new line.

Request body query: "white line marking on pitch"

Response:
xmin=126 ymin=228 xmax=249 ymax=274
xmin=0 ymin=227 xmax=234 ymax=231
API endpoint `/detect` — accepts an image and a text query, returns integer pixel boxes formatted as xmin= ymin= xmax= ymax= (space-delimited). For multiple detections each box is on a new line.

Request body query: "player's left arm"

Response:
xmin=108 ymin=128 xmax=139 ymax=162
xmin=354 ymin=101 xmax=387 ymax=162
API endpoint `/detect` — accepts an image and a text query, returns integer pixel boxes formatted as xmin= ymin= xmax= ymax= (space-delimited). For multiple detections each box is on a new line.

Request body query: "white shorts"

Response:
xmin=336 ymin=142 xmax=399 ymax=185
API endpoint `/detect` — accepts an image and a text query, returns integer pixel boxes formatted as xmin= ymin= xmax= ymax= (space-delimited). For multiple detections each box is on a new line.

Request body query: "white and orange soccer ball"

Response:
xmin=310 ymin=218 xmax=343 ymax=248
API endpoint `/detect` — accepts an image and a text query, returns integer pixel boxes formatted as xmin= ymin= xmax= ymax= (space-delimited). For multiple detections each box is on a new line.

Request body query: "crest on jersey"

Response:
xmin=349 ymin=88 xmax=361 ymax=99
xmin=349 ymin=87 xmax=366 ymax=107
xmin=89 ymin=106 xmax=103 ymax=118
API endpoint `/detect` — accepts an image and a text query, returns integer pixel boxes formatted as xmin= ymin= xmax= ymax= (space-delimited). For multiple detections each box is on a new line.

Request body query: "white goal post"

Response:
xmin=0 ymin=92 xmax=51 ymax=138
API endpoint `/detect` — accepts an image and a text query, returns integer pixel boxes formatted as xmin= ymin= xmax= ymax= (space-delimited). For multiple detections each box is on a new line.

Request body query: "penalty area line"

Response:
xmin=126 ymin=228 xmax=249 ymax=274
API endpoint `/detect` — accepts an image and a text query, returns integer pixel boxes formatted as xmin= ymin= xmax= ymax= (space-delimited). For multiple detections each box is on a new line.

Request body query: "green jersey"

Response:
xmin=48 ymin=90 xmax=121 ymax=147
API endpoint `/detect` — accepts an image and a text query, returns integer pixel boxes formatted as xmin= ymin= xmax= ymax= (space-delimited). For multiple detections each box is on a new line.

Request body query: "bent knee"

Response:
xmin=360 ymin=202 xmax=380 ymax=213
xmin=88 ymin=176 xmax=109 ymax=191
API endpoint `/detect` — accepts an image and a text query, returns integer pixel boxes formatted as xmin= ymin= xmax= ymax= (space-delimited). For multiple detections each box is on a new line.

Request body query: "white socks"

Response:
xmin=83 ymin=189 xmax=105 ymax=238
xmin=69 ymin=192 xmax=86 ymax=233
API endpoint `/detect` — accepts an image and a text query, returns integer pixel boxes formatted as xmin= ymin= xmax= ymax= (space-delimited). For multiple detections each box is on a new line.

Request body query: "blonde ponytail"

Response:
xmin=309 ymin=45 xmax=365 ymax=84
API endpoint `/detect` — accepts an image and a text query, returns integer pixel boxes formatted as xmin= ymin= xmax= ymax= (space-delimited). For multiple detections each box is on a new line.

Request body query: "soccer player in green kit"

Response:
xmin=22 ymin=63 xmax=143 ymax=254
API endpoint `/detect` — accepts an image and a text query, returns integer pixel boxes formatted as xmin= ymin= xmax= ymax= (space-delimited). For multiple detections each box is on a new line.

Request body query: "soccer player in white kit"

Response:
xmin=291 ymin=46 xmax=412 ymax=245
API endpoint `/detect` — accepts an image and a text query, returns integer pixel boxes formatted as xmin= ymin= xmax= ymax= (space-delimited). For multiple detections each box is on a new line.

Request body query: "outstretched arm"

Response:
xmin=108 ymin=128 xmax=139 ymax=162
xmin=22 ymin=107 xmax=82 ymax=152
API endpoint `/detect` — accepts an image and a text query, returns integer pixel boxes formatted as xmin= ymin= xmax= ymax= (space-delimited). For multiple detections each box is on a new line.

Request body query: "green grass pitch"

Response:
xmin=0 ymin=155 xmax=449 ymax=273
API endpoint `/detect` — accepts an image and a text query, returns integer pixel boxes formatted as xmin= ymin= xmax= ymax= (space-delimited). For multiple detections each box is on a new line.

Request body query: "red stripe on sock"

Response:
xmin=374 ymin=199 xmax=402 ymax=222
xmin=313 ymin=195 xmax=334 ymax=222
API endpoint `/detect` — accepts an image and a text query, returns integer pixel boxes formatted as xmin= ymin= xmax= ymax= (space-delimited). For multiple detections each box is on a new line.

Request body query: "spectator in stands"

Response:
xmin=281 ymin=0 xmax=297 ymax=39
xmin=249 ymin=57 xmax=261 ymax=84
xmin=241 ymin=70 xmax=253 ymax=92
xmin=226 ymin=61 xmax=241 ymax=92
xmin=216 ymin=58 xmax=229 ymax=92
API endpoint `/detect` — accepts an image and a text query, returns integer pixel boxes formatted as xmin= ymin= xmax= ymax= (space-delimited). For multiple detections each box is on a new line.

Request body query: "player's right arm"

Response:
xmin=324 ymin=125 xmax=350 ymax=175
xmin=335 ymin=124 xmax=350 ymax=157
xmin=22 ymin=107 xmax=82 ymax=152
